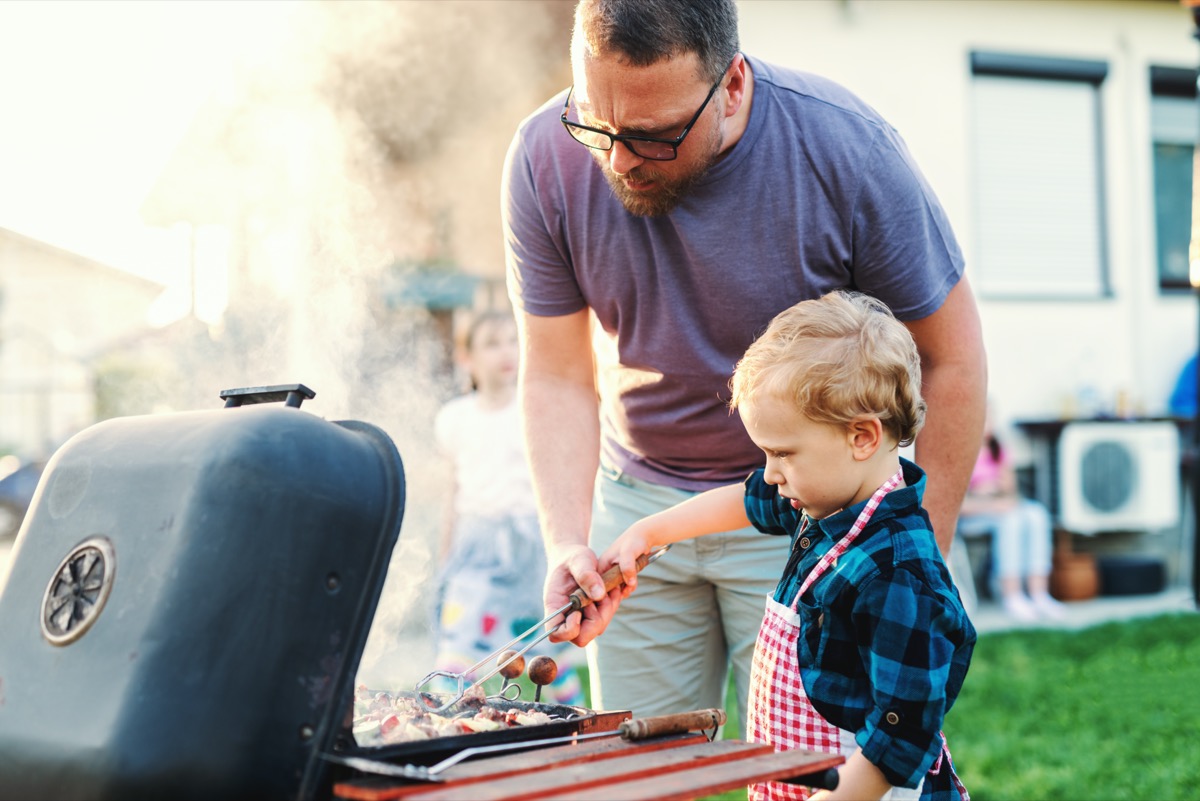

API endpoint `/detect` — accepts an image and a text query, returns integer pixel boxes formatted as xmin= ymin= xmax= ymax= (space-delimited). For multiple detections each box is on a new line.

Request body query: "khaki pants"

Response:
xmin=586 ymin=463 xmax=789 ymax=737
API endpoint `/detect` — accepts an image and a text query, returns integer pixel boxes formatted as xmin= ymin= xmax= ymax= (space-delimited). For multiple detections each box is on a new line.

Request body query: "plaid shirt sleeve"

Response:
xmin=851 ymin=563 xmax=971 ymax=788
xmin=742 ymin=469 xmax=800 ymax=536
xmin=796 ymin=461 xmax=975 ymax=798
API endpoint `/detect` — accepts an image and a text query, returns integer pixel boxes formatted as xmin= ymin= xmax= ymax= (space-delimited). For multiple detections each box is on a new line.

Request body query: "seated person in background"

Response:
xmin=958 ymin=410 xmax=1065 ymax=622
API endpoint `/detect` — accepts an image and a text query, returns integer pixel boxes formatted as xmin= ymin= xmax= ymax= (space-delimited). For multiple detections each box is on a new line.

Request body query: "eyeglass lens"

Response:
xmin=565 ymin=124 xmax=677 ymax=160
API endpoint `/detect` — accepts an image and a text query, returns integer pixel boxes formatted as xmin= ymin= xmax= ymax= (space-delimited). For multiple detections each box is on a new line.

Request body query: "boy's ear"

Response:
xmin=847 ymin=417 xmax=884 ymax=461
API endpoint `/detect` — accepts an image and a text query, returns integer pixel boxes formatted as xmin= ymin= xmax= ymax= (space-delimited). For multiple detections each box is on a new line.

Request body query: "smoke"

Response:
xmin=110 ymin=1 xmax=573 ymax=689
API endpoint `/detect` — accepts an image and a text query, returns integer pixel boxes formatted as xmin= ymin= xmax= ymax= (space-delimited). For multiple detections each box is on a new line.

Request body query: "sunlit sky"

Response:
xmin=0 ymin=1 xmax=294 ymax=289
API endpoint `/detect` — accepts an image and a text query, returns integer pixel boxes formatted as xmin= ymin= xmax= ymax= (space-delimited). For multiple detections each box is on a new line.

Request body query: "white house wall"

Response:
xmin=0 ymin=229 xmax=163 ymax=457
xmin=738 ymin=0 xmax=1197 ymax=449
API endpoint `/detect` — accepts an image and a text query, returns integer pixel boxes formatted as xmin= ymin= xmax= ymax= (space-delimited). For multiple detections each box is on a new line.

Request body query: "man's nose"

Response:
xmin=609 ymin=140 xmax=644 ymax=175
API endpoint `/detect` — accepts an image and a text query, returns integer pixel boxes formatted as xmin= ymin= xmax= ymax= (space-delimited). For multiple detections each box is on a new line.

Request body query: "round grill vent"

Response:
xmin=41 ymin=537 xmax=115 ymax=646
xmin=1079 ymin=441 xmax=1135 ymax=513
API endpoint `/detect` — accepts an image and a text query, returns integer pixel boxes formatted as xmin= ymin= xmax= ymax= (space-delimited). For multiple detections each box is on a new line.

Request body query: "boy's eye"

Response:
xmin=770 ymin=450 xmax=789 ymax=460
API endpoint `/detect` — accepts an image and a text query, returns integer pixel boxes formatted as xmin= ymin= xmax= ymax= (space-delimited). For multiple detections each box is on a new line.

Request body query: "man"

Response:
xmin=502 ymin=0 xmax=987 ymax=729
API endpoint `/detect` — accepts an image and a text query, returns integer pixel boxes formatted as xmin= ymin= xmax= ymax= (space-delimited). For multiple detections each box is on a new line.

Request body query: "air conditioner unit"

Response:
xmin=1057 ymin=421 xmax=1180 ymax=534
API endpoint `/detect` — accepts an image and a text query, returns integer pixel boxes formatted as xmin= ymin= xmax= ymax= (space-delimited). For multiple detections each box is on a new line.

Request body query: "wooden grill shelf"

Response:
xmin=333 ymin=733 xmax=843 ymax=801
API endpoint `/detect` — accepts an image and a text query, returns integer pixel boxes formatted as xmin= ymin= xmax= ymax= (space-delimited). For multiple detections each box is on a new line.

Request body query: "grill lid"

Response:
xmin=0 ymin=384 xmax=407 ymax=801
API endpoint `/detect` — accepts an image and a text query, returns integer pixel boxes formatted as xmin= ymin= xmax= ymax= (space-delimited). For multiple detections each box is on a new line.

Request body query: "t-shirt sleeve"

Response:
xmin=501 ymin=120 xmax=587 ymax=318
xmin=848 ymin=128 xmax=964 ymax=322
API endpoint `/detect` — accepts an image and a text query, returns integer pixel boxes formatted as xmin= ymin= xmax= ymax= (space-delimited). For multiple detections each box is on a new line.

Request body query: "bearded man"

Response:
xmin=502 ymin=0 xmax=987 ymax=731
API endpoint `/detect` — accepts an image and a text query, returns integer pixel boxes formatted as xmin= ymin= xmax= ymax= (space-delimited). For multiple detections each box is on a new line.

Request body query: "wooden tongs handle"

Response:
xmin=564 ymin=547 xmax=665 ymax=612
xmin=618 ymin=708 xmax=726 ymax=740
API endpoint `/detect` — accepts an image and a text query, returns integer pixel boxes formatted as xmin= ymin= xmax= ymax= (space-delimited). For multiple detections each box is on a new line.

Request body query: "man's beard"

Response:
xmin=597 ymin=126 xmax=723 ymax=217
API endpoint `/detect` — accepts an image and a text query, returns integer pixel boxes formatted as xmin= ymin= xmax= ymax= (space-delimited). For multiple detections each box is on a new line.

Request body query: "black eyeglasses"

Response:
xmin=560 ymin=62 xmax=731 ymax=162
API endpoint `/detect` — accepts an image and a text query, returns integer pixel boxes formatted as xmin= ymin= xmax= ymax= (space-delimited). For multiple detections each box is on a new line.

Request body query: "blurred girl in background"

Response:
xmin=432 ymin=309 xmax=584 ymax=705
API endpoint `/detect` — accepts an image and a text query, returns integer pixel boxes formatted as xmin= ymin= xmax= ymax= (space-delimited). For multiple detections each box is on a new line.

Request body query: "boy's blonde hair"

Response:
xmin=729 ymin=291 xmax=926 ymax=447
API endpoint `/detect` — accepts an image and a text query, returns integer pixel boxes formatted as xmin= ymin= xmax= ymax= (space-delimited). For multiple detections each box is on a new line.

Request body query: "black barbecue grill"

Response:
xmin=0 ymin=384 xmax=415 ymax=801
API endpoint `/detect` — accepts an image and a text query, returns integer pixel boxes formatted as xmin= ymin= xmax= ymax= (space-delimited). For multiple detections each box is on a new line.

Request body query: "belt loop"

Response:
xmin=599 ymin=461 xmax=623 ymax=483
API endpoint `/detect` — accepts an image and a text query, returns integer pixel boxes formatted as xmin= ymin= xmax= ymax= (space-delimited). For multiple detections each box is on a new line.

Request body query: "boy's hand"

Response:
xmin=598 ymin=526 xmax=654 ymax=594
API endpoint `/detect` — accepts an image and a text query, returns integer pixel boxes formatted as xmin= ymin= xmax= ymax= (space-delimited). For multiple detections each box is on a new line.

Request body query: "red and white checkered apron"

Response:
xmin=746 ymin=469 xmax=970 ymax=800
xmin=747 ymin=470 xmax=902 ymax=801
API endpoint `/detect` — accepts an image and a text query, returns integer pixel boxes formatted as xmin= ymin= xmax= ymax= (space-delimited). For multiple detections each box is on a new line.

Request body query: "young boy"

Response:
xmin=601 ymin=291 xmax=975 ymax=801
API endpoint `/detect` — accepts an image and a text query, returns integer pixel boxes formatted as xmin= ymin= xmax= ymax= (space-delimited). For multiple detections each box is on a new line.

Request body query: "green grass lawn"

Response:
xmin=654 ymin=611 xmax=1200 ymax=801
xmin=948 ymin=612 xmax=1200 ymax=800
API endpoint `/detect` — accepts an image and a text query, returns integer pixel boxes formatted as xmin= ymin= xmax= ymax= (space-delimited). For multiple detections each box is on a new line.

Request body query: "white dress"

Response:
xmin=431 ymin=393 xmax=583 ymax=704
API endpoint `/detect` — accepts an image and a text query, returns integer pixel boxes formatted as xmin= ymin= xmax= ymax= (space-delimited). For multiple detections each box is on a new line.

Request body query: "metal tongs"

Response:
xmin=414 ymin=545 xmax=671 ymax=713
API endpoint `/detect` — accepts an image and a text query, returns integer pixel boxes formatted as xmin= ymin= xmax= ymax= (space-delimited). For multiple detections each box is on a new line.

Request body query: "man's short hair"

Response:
xmin=572 ymin=0 xmax=739 ymax=83
xmin=730 ymin=291 xmax=927 ymax=447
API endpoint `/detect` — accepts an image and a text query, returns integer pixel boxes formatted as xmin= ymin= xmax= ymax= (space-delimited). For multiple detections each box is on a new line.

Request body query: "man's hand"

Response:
xmin=544 ymin=544 xmax=624 ymax=646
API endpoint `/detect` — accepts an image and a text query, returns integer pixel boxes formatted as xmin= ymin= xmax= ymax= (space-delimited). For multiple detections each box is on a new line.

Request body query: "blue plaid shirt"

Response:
xmin=743 ymin=458 xmax=975 ymax=800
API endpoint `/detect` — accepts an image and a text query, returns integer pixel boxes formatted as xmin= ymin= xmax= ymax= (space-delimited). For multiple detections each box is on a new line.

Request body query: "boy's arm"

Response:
xmin=810 ymin=751 xmax=892 ymax=801
xmin=601 ymin=483 xmax=750 ymax=592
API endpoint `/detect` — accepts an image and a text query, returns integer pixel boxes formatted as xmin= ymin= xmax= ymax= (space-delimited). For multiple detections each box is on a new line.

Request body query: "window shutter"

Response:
xmin=969 ymin=55 xmax=1109 ymax=299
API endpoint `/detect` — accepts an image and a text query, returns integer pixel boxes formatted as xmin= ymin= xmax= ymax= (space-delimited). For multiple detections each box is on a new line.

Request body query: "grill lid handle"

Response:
xmin=220 ymin=383 xmax=316 ymax=409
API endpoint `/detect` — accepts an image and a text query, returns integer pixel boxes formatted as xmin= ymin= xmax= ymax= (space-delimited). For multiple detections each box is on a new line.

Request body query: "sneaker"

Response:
xmin=1031 ymin=592 xmax=1067 ymax=620
xmin=1002 ymin=593 xmax=1039 ymax=623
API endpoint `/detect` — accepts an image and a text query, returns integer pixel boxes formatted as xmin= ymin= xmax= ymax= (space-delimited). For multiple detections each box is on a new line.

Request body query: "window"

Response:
xmin=1150 ymin=66 xmax=1198 ymax=292
xmin=969 ymin=52 xmax=1109 ymax=299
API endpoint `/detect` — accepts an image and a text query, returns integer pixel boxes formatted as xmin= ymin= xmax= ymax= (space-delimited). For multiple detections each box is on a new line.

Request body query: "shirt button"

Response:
xmin=799 ymin=536 xmax=811 ymax=550
xmin=885 ymin=712 xmax=900 ymax=726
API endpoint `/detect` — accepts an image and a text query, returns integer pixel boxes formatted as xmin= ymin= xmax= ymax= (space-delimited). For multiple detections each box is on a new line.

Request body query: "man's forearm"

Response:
xmin=915 ymin=362 xmax=987 ymax=556
xmin=521 ymin=375 xmax=601 ymax=554
xmin=906 ymin=278 xmax=988 ymax=557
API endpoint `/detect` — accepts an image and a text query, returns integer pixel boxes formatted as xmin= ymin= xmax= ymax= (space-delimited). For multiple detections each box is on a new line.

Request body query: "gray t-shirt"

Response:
xmin=503 ymin=56 xmax=964 ymax=491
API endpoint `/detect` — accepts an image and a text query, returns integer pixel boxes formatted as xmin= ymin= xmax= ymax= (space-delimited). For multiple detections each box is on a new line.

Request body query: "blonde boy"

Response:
xmin=602 ymin=291 xmax=975 ymax=801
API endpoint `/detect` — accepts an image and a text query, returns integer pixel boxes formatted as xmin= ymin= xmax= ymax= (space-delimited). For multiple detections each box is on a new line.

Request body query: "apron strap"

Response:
xmin=793 ymin=467 xmax=904 ymax=606
xmin=928 ymin=731 xmax=970 ymax=801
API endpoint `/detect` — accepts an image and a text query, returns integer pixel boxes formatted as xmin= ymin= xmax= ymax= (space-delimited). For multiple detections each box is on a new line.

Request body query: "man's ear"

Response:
xmin=722 ymin=52 xmax=748 ymax=118
xmin=847 ymin=417 xmax=883 ymax=461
